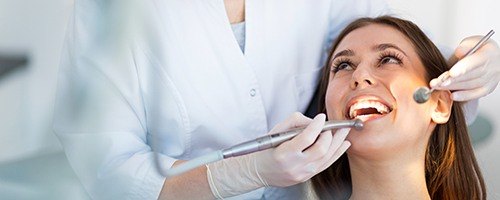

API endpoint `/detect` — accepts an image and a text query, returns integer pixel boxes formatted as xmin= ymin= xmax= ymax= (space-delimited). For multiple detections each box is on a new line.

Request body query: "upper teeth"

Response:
xmin=349 ymin=100 xmax=390 ymax=119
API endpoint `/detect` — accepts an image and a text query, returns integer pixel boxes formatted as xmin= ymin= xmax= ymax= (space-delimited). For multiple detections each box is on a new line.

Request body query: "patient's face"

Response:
xmin=326 ymin=24 xmax=434 ymax=158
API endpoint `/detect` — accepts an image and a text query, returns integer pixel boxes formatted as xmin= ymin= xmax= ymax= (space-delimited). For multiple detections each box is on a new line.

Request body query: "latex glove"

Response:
xmin=430 ymin=36 xmax=500 ymax=101
xmin=206 ymin=113 xmax=351 ymax=198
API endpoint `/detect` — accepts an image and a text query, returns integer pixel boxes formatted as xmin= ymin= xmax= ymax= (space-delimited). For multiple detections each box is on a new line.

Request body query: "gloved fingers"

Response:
xmin=430 ymin=71 xmax=450 ymax=88
xmin=320 ymin=128 xmax=350 ymax=163
xmin=433 ymin=35 xmax=498 ymax=89
xmin=283 ymin=113 xmax=326 ymax=150
xmin=298 ymin=128 xmax=349 ymax=178
xmin=434 ymin=74 xmax=489 ymax=91
xmin=312 ymin=128 xmax=350 ymax=171
xmin=451 ymin=86 xmax=491 ymax=102
xmin=289 ymin=139 xmax=352 ymax=183
xmin=278 ymin=129 xmax=332 ymax=174
xmin=448 ymin=53 xmax=488 ymax=78
xmin=435 ymin=62 xmax=487 ymax=89
xmin=430 ymin=54 xmax=487 ymax=89
xmin=450 ymin=71 xmax=499 ymax=101
xmin=452 ymin=35 xmax=498 ymax=61
xmin=269 ymin=112 xmax=312 ymax=134
xmin=436 ymin=36 xmax=500 ymax=92
xmin=317 ymin=140 xmax=351 ymax=172
xmin=302 ymin=130 xmax=332 ymax=155
xmin=303 ymin=128 xmax=349 ymax=161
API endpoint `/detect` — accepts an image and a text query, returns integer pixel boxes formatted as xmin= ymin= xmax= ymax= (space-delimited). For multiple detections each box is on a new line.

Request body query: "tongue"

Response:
xmin=355 ymin=108 xmax=381 ymax=116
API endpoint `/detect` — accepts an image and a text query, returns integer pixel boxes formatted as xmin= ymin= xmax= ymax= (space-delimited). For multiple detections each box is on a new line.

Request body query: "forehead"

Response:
xmin=335 ymin=24 xmax=414 ymax=54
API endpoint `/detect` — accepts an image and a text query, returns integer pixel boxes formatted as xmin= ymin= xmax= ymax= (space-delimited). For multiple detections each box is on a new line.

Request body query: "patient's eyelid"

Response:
xmin=377 ymin=50 xmax=403 ymax=66
xmin=331 ymin=57 xmax=355 ymax=73
xmin=381 ymin=57 xmax=400 ymax=64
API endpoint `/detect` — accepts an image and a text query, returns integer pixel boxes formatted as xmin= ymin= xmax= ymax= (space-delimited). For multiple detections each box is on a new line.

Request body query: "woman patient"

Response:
xmin=310 ymin=16 xmax=486 ymax=199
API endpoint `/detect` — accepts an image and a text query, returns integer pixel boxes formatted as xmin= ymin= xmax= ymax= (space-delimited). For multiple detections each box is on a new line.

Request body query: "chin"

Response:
xmin=346 ymin=123 xmax=402 ymax=159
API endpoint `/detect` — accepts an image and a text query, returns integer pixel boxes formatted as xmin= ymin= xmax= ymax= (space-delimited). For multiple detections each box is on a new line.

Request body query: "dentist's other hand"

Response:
xmin=431 ymin=36 xmax=500 ymax=101
xmin=206 ymin=113 xmax=351 ymax=198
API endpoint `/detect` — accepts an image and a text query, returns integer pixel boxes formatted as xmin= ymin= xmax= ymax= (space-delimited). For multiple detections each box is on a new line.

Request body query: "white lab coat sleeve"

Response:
xmin=53 ymin=2 xmax=172 ymax=199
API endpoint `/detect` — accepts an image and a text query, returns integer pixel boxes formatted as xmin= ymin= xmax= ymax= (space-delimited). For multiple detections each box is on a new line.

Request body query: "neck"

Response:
xmin=349 ymin=156 xmax=431 ymax=200
xmin=224 ymin=0 xmax=245 ymax=24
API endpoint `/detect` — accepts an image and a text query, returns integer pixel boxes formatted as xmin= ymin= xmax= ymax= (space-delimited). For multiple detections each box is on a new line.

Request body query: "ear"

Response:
xmin=431 ymin=90 xmax=453 ymax=124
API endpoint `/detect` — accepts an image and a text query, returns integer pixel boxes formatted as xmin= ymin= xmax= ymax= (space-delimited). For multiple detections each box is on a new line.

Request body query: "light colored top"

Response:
xmin=54 ymin=0 xmax=456 ymax=199
xmin=231 ymin=21 xmax=246 ymax=53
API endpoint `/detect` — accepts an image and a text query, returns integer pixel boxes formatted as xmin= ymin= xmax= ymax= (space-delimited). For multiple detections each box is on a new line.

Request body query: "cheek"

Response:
xmin=325 ymin=80 xmax=347 ymax=119
xmin=388 ymin=71 xmax=427 ymax=105
xmin=389 ymin=75 xmax=432 ymax=131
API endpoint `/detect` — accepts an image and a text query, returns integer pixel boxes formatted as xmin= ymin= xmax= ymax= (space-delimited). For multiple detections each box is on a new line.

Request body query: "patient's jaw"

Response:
xmin=325 ymin=24 xmax=449 ymax=159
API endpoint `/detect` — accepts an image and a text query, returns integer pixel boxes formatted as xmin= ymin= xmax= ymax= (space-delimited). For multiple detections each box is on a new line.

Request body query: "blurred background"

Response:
xmin=0 ymin=0 xmax=498 ymax=199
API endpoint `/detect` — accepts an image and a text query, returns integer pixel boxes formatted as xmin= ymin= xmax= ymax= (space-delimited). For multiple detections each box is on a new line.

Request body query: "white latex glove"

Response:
xmin=430 ymin=36 xmax=500 ymax=101
xmin=206 ymin=113 xmax=351 ymax=198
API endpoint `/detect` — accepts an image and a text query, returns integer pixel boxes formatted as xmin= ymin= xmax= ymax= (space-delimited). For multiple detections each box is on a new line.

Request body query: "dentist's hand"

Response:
xmin=430 ymin=36 xmax=500 ymax=101
xmin=206 ymin=113 xmax=351 ymax=198
xmin=256 ymin=113 xmax=351 ymax=187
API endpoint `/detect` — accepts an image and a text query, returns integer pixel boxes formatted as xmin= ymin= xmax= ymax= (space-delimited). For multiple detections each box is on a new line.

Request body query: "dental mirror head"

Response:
xmin=413 ymin=87 xmax=431 ymax=104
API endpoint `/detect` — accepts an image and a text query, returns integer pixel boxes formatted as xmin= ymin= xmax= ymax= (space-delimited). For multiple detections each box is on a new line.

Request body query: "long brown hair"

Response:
xmin=311 ymin=16 xmax=486 ymax=200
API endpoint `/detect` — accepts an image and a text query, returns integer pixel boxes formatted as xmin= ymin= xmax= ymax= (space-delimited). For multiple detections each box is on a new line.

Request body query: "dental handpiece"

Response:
xmin=162 ymin=119 xmax=363 ymax=178
xmin=221 ymin=119 xmax=364 ymax=158
xmin=413 ymin=30 xmax=495 ymax=104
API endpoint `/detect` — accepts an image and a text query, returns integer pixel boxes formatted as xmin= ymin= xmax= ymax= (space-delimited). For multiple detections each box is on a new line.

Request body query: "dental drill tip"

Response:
xmin=413 ymin=87 xmax=430 ymax=104
xmin=353 ymin=119 xmax=364 ymax=130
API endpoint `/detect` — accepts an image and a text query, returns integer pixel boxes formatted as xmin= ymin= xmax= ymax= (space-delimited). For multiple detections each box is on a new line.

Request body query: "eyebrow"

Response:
xmin=332 ymin=49 xmax=355 ymax=60
xmin=374 ymin=43 xmax=408 ymax=57
xmin=331 ymin=43 xmax=408 ymax=62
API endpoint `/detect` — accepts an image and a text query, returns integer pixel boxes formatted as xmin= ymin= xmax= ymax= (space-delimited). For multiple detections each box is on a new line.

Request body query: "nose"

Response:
xmin=350 ymin=66 xmax=376 ymax=89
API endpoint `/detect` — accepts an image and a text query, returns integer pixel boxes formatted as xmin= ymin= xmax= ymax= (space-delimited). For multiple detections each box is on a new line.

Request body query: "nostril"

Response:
xmin=365 ymin=79 xmax=372 ymax=85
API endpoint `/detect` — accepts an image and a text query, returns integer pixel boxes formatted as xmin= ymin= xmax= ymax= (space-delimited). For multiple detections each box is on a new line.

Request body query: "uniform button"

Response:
xmin=250 ymin=89 xmax=256 ymax=97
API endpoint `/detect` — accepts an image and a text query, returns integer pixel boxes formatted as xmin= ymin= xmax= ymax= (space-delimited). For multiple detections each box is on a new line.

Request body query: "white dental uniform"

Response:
xmin=54 ymin=0 xmax=401 ymax=199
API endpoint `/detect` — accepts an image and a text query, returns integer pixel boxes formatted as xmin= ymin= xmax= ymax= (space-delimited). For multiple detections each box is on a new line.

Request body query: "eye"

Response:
xmin=331 ymin=58 xmax=355 ymax=73
xmin=378 ymin=52 xmax=403 ymax=66
xmin=380 ymin=56 xmax=400 ymax=65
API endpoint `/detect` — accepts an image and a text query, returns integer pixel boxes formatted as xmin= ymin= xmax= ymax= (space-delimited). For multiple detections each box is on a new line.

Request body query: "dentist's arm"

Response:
xmin=159 ymin=113 xmax=352 ymax=199
xmin=159 ymin=161 xmax=214 ymax=200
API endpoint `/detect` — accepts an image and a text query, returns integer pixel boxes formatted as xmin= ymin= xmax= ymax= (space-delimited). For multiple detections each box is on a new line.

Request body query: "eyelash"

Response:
xmin=331 ymin=58 xmax=354 ymax=73
xmin=377 ymin=51 xmax=403 ymax=66
xmin=330 ymin=51 xmax=403 ymax=73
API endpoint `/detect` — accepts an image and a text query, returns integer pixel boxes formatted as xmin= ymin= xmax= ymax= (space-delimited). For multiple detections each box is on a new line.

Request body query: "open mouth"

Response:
xmin=346 ymin=98 xmax=393 ymax=122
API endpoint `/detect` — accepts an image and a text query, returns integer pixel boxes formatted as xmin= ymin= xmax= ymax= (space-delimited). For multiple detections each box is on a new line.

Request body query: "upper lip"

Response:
xmin=344 ymin=94 xmax=394 ymax=120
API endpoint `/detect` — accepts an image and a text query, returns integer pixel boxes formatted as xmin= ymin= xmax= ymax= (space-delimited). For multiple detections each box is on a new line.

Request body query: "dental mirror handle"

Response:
xmin=221 ymin=119 xmax=363 ymax=158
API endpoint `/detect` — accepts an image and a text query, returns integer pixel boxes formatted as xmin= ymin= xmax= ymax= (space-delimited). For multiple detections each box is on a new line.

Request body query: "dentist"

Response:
xmin=53 ymin=0 xmax=500 ymax=199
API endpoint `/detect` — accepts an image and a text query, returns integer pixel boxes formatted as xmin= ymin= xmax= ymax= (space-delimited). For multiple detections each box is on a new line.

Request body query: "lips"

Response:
xmin=345 ymin=96 xmax=393 ymax=122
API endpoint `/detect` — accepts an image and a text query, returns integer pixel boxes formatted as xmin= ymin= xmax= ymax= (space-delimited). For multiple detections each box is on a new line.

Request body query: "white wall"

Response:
xmin=0 ymin=0 xmax=72 ymax=162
